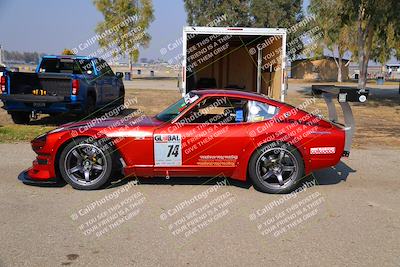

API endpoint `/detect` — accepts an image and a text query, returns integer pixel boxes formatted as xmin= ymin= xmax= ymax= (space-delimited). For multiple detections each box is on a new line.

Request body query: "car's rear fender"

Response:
xmin=231 ymin=126 xmax=307 ymax=181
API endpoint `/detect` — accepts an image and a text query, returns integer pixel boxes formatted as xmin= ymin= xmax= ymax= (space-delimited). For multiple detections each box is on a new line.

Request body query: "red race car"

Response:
xmin=19 ymin=87 xmax=367 ymax=193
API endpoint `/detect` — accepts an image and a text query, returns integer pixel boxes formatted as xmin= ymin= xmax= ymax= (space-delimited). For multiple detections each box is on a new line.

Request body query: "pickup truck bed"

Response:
xmin=6 ymin=72 xmax=72 ymax=96
xmin=0 ymin=56 xmax=125 ymax=124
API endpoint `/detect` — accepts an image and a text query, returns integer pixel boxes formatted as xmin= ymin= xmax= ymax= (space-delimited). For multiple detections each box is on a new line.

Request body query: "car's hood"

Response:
xmin=58 ymin=115 xmax=164 ymax=133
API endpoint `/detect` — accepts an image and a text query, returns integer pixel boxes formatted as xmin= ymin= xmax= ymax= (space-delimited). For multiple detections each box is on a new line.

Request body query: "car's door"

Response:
xmin=153 ymin=95 xmax=253 ymax=178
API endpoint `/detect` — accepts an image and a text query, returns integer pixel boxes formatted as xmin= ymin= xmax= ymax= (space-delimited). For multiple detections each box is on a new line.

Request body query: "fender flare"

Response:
xmin=231 ymin=135 xmax=307 ymax=181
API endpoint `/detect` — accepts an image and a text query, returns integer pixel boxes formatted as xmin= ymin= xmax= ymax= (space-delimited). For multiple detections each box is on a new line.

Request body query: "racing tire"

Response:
xmin=10 ymin=112 xmax=30 ymax=124
xmin=58 ymin=138 xmax=113 ymax=190
xmin=248 ymin=142 xmax=304 ymax=194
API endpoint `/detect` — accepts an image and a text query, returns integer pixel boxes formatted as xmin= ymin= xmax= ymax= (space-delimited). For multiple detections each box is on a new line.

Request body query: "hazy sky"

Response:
xmin=5 ymin=0 xmax=396 ymax=64
xmin=0 ymin=0 xmax=187 ymax=60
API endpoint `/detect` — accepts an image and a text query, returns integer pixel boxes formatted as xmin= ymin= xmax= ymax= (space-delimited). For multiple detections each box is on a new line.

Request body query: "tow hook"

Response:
xmin=30 ymin=110 xmax=39 ymax=120
xmin=342 ymin=151 xmax=350 ymax=157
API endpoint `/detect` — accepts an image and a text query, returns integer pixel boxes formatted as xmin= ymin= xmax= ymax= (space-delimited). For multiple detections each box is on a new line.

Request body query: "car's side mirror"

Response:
xmin=116 ymin=72 xmax=123 ymax=79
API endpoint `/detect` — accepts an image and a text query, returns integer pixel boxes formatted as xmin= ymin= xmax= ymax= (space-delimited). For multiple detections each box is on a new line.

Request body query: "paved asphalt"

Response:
xmin=0 ymin=143 xmax=399 ymax=266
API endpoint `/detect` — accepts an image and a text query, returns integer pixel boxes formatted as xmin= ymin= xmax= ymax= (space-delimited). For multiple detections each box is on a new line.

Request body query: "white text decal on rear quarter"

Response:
xmin=310 ymin=147 xmax=336 ymax=155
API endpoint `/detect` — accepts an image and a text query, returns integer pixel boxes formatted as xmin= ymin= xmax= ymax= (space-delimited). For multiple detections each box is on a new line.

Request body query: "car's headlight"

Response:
xmin=32 ymin=133 xmax=47 ymax=153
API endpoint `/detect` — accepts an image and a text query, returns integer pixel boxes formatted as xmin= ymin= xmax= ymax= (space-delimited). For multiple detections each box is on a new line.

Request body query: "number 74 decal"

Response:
xmin=154 ymin=134 xmax=182 ymax=166
xmin=167 ymin=145 xmax=180 ymax=158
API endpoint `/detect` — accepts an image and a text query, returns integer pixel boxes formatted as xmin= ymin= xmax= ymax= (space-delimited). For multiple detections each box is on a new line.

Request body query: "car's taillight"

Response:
xmin=0 ymin=76 xmax=6 ymax=93
xmin=72 ymin=79 xmax=79 ymax=95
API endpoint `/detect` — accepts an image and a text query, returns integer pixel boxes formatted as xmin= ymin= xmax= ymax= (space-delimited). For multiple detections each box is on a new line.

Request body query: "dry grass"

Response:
xmin=124 ymin=89 xmax=181 ymax=115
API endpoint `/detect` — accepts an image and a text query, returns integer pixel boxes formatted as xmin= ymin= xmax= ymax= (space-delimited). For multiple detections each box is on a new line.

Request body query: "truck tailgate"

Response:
xmin=7 ymin=72 xmax=72 ymax=97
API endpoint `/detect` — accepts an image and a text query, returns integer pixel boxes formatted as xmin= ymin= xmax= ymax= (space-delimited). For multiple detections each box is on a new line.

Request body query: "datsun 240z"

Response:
xmin=19 ymin=87 xmax=368 ymax=193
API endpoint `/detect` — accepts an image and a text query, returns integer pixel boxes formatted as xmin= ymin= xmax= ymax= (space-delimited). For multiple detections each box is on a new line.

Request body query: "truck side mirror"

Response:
xmin=116 ymin=72 xmax=123 ymax=79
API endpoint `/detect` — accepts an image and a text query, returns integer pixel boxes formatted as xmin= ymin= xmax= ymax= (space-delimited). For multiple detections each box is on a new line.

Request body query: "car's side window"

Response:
xmin=179 ymin=96 xmax=248 ymax=124
xmin=246 ymin=100 xmax=279 ymax=122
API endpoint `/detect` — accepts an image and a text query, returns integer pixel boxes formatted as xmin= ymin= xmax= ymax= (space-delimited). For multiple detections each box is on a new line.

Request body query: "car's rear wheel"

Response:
xmin=10 ymin=112 xmax=30 ymax=124
xmin=249 ymin=142 xmax=304 ymax=194
xmin=58 ymin=138 xmax=113 ymax=190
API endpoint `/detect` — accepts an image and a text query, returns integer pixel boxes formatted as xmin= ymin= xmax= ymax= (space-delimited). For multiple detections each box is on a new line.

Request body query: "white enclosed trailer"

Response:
xmin=181 ymin=27 xmax=287 ymax=101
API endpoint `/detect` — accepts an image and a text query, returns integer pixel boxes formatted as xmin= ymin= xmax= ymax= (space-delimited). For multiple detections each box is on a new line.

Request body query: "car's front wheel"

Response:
xmin=249 ymin=142 xmax=304 ymax=194
xmin=58 ymin=138 xmax=113 ymax=190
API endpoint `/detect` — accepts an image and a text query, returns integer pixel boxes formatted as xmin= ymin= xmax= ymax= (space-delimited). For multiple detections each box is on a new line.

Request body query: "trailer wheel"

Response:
xmin=10 ymin=112 xmax=30 ymax=124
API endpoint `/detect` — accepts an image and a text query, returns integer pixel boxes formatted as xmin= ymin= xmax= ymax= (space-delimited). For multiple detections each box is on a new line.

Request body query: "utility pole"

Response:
xmin=0 ymin=45 xmax=3 ymax=66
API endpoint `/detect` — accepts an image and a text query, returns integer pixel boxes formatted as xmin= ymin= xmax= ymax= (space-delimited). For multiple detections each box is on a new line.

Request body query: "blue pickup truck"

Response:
xmin=0 ymin=55 xmax=125 ymax=124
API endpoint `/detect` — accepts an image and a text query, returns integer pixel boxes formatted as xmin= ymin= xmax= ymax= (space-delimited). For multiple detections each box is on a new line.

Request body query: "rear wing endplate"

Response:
xmin=311 ymin=85 xmax=369 ymax=157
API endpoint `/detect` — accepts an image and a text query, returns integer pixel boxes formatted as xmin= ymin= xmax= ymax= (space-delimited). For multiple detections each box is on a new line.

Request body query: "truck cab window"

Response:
xmin=38 ymin=58 xmax=93 ymax=75
xmin=96 ymin=59 xmax=114 ymax=76
xmin=76 ymin=59 xmax=94 ymax=75
xmin=180 ymin=97 xmax=247 ymax=124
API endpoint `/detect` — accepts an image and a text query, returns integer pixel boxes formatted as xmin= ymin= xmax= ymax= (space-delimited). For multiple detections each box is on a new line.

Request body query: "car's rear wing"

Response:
xmin=311 ymin=85 xmax=369 ymax=157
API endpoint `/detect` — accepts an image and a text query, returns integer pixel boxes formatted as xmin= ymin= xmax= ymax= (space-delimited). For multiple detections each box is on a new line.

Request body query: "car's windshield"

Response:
xmin=156 ymin=92 xmax=199 ymax=122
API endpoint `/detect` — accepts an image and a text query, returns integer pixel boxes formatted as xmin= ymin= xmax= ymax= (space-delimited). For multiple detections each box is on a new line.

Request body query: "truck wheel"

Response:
xmin=117 ymin=88 xmax=125 ymax=106
xmin=10 ymin=112 xmax=30 ymax=124
xmin=58 ymin=138 xmax=113 ymax=190
xmin=248 ymin=142 xmax=304 ymax=194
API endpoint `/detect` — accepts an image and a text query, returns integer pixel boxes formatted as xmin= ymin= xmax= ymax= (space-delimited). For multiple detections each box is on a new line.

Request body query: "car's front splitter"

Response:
xmin=18 ymin=170 xmax=61 ymax=186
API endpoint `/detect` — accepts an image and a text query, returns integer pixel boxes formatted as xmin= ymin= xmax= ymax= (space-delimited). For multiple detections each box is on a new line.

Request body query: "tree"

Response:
xmin=93 ymin=0 xmax=154 ymax=71
xmin=3 ymin=50 xmax=42 ymax=63
xmin=340 ymin=0 xmax=400 ymax=89
xmin=184 ymin=0 xmax=305 ymax=54
xmin=249 ymin=0 xmax=303 ymax=29
xmin=61 ymin=49 xmax=76 ymax=55
xmin=309 ymin=0 xmax=356 ymax=82
xmin=185 ymin=0 xmax=250 ymax=27
xmin=184 ymin=0 xmax=303 ymax=28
